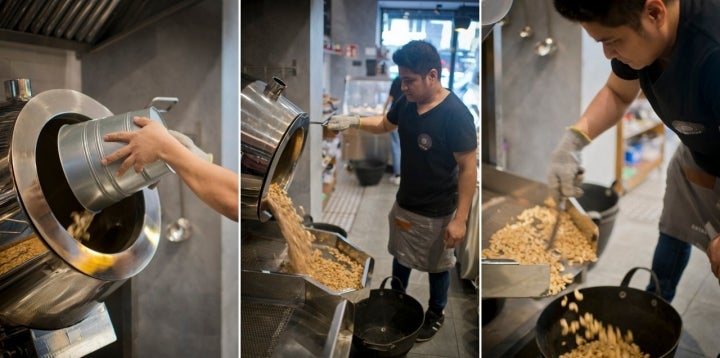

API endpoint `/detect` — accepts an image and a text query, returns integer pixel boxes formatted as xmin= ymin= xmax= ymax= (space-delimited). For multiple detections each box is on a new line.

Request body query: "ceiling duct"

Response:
xmin=0 ymin=0 xmax=204 ymax=55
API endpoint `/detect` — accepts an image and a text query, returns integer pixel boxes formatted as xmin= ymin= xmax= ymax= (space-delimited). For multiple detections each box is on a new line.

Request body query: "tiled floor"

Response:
xmin=482 ymin=131 xmax=720 ymax=357
xmin=323 ymin=162 xmax=480 ymax=358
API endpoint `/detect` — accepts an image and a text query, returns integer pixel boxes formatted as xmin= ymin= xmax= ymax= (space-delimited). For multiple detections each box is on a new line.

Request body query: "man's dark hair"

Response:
xmin=392 ymin=40 xmax=442 ymax=77
xmin=553 ymin=0 xmax=663 ymax=29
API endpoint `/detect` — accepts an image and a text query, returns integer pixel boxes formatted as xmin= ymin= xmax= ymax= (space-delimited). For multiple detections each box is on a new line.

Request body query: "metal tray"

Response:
xmin=481 ymin=165 xmax=598 ymax=298
xmin=241 ymin=220 xmax=374 ymax=295
xmin=241 ymin=270 xmax=353 ymax=358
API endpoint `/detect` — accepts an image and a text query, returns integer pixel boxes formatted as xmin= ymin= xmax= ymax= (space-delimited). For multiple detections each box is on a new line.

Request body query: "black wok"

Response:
xmin=352 ymin=276 xmax=424 ymax=357
xmin=536 ymin=267 xmax=682 ymax=357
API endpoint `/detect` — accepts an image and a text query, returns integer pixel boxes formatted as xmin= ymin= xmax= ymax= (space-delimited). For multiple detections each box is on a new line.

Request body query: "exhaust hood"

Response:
xmin=0 ymin=0 xmax=204 ymax=55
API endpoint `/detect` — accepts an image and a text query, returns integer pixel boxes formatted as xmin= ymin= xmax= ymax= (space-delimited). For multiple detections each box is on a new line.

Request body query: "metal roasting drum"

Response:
xmin=239 ymin=76 xmax=374 ymax=357
xmin=240 ymin=76 xmax=309 ymax=222
xmin=0 ymin=79 xmax=161 ymax=330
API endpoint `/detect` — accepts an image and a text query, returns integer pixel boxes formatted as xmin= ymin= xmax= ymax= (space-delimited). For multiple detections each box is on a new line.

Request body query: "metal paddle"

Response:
xmin=309 ymin=117 xmax=331 ymax=126
xmin=546 ymin=197 xmax=565 ymax=249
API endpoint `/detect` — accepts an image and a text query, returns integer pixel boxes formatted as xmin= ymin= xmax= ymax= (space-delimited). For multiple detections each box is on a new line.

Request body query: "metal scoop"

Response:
xmin=547 ymin=197 xmax=565 ymax=249
xmin=310 ymin=117 xmax=331 ymax=126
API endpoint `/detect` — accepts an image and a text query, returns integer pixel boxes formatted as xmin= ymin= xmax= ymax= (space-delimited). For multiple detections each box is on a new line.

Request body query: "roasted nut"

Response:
xmin=269 ymin=183 xmax=362 ymax=290
xmin=482 ymin=205 xmax=598 ymax=295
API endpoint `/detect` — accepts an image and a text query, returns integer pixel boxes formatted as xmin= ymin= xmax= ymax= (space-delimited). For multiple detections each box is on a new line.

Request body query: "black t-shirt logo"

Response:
xmin=417 ymin=133 xmax=432 ymax=151
xmin=671 ymin=120 xmax=704 ymax=135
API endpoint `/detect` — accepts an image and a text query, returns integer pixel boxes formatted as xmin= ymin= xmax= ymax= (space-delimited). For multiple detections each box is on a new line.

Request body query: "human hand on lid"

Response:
xmin=547 ymin=127 xmax=591 ymax=204
xmin=102 ymin=116 xmax=213 ymax=178
xmin=101 ymin=116 xmax=171 ymax=176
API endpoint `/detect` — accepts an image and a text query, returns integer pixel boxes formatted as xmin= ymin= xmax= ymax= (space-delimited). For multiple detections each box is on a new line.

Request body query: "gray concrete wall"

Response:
xmin=0 ymin=41 xmax=80 ymax=92
xmin=498 ymin=0 xmax=617 ymax=185
xmin=500 ymin=0 xmax=582 ymax=182
xmin=81 ymin=1 xmax=231 ymax=357
xmin=580 ymin=30 xmax=617 ymax=186
xmin=327 ymin=0 xmax=380 ymax=101
xmin=241 ymin=0 xmax=324 ymax=221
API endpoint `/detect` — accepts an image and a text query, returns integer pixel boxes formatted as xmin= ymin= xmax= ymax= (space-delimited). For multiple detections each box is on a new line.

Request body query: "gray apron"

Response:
xmin=660 ymin=144 xmax=720 ymax=250
xmin=387 ymin=202 xmax=456 ymax=272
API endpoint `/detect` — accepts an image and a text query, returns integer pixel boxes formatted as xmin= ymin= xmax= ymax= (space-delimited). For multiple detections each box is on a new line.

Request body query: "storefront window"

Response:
xmin=380 ymin=8 xmax=479 ymax=125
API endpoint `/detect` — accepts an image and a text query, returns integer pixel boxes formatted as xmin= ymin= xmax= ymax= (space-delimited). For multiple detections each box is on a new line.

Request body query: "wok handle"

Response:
xmin=362 ymin=340 xmax=396 ymax=352
xmin=380 ymin=276 xmax=406 ymax=291
xmin=620 ymin=267 xmax=662 ymax=297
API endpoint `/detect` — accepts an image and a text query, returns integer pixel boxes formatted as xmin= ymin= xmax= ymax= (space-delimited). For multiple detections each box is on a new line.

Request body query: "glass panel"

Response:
xmin=380 ymin=11 xmax=480 ymax=127
xmin=454 ymin=20 xmax=480 ymax=126
xmin=380 ymin=10 xmax=454 ymax=85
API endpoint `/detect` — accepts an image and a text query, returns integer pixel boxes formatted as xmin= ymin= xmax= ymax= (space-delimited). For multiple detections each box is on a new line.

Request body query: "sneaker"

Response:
xmin=389 ymin=174 xmax=401 ymax=185
xmin=415 ymin=309 xmax=444 ymax=342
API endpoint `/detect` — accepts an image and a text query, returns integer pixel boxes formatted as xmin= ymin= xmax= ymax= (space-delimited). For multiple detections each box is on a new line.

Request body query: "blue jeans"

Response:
xmin=390 ymin=130 xmax=401 ymax=176
xmin=391 ymin=258 xmax=449 ymax=314
xmin=647 ymin=232 xmax=691 ymax=302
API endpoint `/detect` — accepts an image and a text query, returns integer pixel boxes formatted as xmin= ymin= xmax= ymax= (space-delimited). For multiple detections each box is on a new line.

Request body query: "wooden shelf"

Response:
xmin=615 ymin=112 xmax=666 ymax=194
xmin=621 ymin=156 xmax=664 ymax=192
xmin=623 ymin=120 xmax=663 ymax=139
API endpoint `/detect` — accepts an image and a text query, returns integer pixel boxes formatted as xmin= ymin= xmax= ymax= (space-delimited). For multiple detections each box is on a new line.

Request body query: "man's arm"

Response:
xmin=102 ymin=116 xmax=239 ymax=221
xmin=547 ymin=73 xmax=640 ymax=201
xmin=327 ymin=113 xmax=396 ymax=134
xmin=445 ymin=148 xmax=477 ymax=248
xmin=159 ymin=141 xmax=239 ymax=222
xmin=574 ymin=72 xmax=641 ymax=139
xmin=357 ymin=115 xmax=397 ymax=134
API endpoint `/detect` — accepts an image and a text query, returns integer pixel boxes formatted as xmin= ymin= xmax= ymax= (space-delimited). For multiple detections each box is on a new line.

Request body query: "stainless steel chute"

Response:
xmin=0 ymin=79 xmax=161 ymax=330
xmin=241 ymin=220 xmax=374 ymax=295
xmin=241 ymin=270 xmax=354 ymax=358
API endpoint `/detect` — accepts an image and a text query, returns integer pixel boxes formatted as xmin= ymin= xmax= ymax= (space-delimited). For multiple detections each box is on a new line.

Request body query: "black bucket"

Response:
xmin=350 ymin=159 xmax=386 ymax=186
xmin=352 ymin=276 xmax=424 ymax=357
xmin=576 ymin=183 xmax=619 ymax=259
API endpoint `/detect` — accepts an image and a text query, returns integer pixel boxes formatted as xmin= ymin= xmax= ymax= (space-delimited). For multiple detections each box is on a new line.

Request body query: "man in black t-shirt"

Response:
xmin=328 ymin=40 xmax=477 ymax=342
xmin=549 ymin=0 xmax=720 ymax=302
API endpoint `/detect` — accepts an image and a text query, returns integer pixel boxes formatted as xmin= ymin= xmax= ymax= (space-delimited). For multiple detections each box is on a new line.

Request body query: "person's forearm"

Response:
xmin=358 ymin=115 xmax=393 ymax=134
xmin=574 ymin=88 xmax=631 ymax=139
xmin=453 ymin=157 xmax=477 ymax=224
xmin=183 ymin=164 xmax=238 ymax=221
xmin=160 ymin=141 xmax=239 ymax=221
xmin=574 ymin=76 xmax=639 ymax=139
